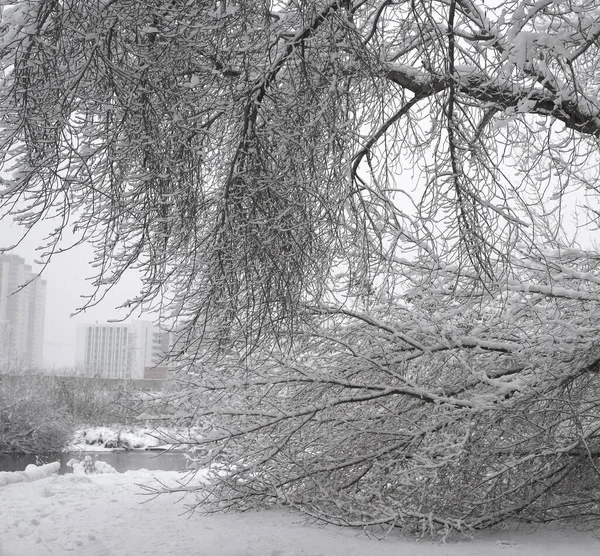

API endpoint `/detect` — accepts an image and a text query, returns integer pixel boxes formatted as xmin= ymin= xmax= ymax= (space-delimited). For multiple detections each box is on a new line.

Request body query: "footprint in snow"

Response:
xmin=495 ymin=540 xmax=519 ymax=547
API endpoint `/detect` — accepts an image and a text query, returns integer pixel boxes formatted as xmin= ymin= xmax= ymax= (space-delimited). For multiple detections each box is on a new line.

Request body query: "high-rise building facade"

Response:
xmin=75 ymin=320 xmax=171 ymax=379
xmin=0 ymin=254 xmax=47 ymax=369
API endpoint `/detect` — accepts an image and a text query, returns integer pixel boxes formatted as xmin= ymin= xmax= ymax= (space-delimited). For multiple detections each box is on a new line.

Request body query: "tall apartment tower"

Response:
xmin=0 ymin=254 xmax=47 ymax=369
xmin=75 ymin=320 xmax=171 ymax=379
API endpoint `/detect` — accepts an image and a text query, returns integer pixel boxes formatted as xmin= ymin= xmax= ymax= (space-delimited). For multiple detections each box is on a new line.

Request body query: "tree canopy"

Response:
xmin=2 ymin=0 xmax=600 ymax=536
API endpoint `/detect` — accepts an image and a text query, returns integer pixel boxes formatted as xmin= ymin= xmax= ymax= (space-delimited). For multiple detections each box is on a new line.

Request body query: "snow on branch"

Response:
xmin=385 ymin=62 xmax=600 ymax=136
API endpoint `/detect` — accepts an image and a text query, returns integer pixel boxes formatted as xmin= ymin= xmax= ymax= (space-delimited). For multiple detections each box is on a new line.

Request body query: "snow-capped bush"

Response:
xmin=0 ymin=375 xmax=74 ymax=454
xmin=67 ymin=455 xmax=117 ymax=475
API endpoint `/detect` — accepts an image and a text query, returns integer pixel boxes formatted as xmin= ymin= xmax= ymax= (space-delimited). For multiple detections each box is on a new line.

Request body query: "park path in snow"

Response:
xmin=1 ymin=466 xmax=599 ymax=556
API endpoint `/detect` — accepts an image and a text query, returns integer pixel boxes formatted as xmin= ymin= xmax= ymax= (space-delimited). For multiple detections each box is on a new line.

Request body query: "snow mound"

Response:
xmin=0 ymin=461 xmax=60 ymax=487
xmin=67 ymin=455 xmax=118 ymax=476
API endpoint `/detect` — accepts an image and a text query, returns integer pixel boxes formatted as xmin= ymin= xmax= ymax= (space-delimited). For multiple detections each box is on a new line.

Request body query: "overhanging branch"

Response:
xmin=386 ymin=63 xmax=600 ymax=137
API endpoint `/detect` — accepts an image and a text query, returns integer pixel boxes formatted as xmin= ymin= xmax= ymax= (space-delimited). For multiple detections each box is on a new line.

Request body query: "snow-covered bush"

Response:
xmin=67 ymin=455 xmax=117 ymax=475
xmin=54 ymin=376 xmax=140 ymax=425
xmin=0 ymin=374 xmax=143 ymax=454
xmin=0 ymin=374 xmax=74 ymax=454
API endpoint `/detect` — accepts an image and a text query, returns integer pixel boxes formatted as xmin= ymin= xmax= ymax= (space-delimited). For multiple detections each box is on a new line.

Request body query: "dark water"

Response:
xmin=0 ymin=450 xmax=188 ymax=474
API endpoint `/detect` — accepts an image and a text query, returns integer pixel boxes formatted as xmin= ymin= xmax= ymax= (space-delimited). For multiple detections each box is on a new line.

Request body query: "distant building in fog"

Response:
xmin=75 ymin=320 xmax=171 ymax=379
xmin=0 ymin=254 xmax=46 ymax=369
xmin=0 ymin=319 xmax=10 ymax=364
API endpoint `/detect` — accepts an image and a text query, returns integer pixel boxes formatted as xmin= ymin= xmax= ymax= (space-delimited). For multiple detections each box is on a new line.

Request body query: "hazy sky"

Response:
xmin=1 ymin=216 xmax=145 ymax=369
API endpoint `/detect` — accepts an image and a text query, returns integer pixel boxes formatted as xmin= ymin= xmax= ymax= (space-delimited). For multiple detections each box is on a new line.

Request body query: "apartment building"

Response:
xmin=75 ymin=320 xmax=171 ymax=379
xmin=0 ymin=254 xmax=46 ymax=369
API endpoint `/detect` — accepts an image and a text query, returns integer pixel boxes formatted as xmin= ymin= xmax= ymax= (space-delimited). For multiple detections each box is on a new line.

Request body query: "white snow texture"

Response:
xmin=0 ymin=466 xmax=599 ymax=556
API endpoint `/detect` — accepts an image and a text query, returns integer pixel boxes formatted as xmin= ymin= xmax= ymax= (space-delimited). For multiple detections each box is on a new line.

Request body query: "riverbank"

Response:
xmin=65 ymin=425 xmax=189 ymax=451
xmin=0 ymin=373 xmax=142 ymax=455
xmin=1 ymin=465 xmax=599 ymax=556
xmin=0 ymin=425 xmax=192 ymax=474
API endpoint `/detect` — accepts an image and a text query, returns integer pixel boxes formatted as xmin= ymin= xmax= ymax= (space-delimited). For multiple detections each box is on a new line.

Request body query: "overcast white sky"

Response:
xmin=0 ymin=216 xmax=145 ymax=369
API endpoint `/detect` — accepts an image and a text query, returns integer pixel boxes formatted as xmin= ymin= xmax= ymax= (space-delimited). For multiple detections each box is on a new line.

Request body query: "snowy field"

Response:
xmin=1 ymin=464 xmax=599 ymax=556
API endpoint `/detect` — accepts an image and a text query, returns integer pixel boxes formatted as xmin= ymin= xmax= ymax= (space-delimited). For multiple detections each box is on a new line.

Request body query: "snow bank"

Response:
xmin=66 ymin=426 xmax=153 ymax=451
xmin=66 ymin=425 xmax=197 ymax=452
xmin=66 ymin=426 xmax=164 ymax=451
xmin=0 ymin=461 xmax=60 ymax=487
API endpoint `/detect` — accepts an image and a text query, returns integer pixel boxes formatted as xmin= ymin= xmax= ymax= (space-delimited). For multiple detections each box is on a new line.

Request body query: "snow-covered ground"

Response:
xmin=1 ymin=464 xmax=599 ymax=556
